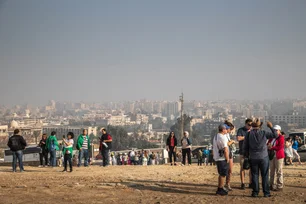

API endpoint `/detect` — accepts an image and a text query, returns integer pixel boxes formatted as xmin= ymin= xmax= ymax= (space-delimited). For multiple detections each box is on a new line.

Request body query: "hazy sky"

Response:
xmin=0 ymin=0 xmax=306 ymax=106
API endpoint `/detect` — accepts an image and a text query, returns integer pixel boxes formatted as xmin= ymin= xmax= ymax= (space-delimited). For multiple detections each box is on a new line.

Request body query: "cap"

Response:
xmin=224 ymin=124 xmax=231 ymax=130
xmin=273 ymin=125 xmax=281 ymax=130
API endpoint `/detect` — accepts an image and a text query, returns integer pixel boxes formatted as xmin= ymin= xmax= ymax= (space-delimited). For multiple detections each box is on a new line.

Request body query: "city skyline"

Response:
xmin=1 ymin=0 xmax=306 ymax=106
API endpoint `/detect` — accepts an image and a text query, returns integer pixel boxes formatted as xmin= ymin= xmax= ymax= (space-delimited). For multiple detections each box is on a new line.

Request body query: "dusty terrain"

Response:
xmin=0 ymin=164 xmax=305 ymax=204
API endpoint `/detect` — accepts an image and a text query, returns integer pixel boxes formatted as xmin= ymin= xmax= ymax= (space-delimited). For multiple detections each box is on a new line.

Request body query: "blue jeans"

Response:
xmin=78 ymin=149 xmax=89 ymax=167
xmin=250 ymin=156 xmax=270 ymax=196
xmin=12 ymin=150 xmax=24 ymax=172
xmin=50 ymin=150 xmax=57 ymax=167
xmin=101 ymin=149 xmax=110 ymax=167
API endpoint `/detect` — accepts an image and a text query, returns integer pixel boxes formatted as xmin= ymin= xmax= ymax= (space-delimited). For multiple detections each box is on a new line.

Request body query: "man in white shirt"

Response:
xmin=213 ymin=124 xmax=230 ymax=196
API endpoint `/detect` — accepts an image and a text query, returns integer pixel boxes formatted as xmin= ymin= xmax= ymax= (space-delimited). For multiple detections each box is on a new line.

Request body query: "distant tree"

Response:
xmin=150 ymin=117 xmax=163 ymax=129
xmin=169 ymin=114 xmax=204 ymax=145
xmin=170 ymin=114 xmax=193 ymax=138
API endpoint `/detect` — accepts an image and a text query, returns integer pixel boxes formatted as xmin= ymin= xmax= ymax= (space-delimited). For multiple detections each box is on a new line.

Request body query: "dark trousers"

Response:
xmin=40 ymin=151 xmax=48 ymax=166
xmin=198 ymin=158 xmax=203 ymax=166
xmin=182 ymin=148 xmax=191 ymax=165
xmin=64 ymin=154 xmax=72 ymax=171
xmin=102 ymin=149 xmax=110 ymax=167
xmin=168 ymin=146 xmax=177 ymax=163
xmin=250 ymin=156 xmax=270 ymax=196
xmin=12 ymin=150 xmax=24 ymax=172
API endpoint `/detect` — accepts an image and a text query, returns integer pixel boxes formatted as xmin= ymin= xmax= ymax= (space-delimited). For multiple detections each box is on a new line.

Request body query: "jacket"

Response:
xmin=181 ymin=136 xmax=191 ymax=149
xmin=76 ymin=134 xmax=91 ymax=150
xmin=46 ymin=135 xmax=59 ymax=151
xmin=7 ymin=135 xmax=27 ymax=151
xmin=243 ymin=127 xmax=278 ymax=160
xmin=267 ymin=135 xmax=285 ymax=160
xmin=166 ymin=136 xmax=178 ymax=147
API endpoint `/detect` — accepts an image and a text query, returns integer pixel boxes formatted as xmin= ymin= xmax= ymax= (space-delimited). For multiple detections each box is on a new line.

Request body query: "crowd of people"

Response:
xmin=6 ymin=119 xmax=304 ymax=199
xmin=213 ymin=118 xmax=304 ymax=197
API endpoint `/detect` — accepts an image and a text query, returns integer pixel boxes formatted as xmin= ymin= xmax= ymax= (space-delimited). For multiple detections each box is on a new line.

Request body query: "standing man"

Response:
xmin=236 ymin=118 xmax=253 ymax=189
xmin=7 ymin=129 xmax=27 ymax=173
xmin=38 ymin=134 xmax=48 ymax=167
xmin=181 ymin=131 xmax=192 ymax=166
xmin=99 ymin=128 xmax=112 ymax=167
xmin=267 ymin=125 xmax=285 ymax=191
xmin=46 ymin=131 xmax=59 ymax=167
xmin=244 ymin=119 xmax=277 ymax=198
xmin=76 ymin=129 xmax=91 ymax=167
xmin=213 ymin=124 xmax=229 ymax=196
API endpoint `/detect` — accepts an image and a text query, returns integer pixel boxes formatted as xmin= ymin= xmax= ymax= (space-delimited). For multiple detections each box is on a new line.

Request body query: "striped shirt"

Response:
xmin=82 ymin=135 xmax=88 ymax=149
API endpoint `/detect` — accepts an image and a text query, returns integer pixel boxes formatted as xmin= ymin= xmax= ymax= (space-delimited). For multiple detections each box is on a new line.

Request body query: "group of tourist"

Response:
xmin=7 ymin=127 xmax=113 ymax=172
xmin=213 ymin=118 xmax=304 ymax=197
xmin=6 ymin=119 xmax=304 ymax=199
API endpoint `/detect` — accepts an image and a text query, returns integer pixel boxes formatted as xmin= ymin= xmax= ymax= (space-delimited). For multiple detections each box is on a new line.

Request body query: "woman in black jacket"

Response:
xmin=166 ymin=131 xmax=178 ymax=166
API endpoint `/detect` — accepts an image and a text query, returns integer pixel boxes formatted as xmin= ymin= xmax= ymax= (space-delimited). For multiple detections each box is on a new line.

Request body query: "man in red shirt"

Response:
xmin=267 ymin=125 xmax=285 ymax=191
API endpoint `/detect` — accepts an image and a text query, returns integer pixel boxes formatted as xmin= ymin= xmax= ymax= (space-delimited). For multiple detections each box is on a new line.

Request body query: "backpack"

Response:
xmin=50 ymin=138 xmax=56 ymax=151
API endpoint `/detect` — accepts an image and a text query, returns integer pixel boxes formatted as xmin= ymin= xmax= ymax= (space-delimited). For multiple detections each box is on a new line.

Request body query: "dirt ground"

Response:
xmin=0 ymin=163 xmax=305 ymax=204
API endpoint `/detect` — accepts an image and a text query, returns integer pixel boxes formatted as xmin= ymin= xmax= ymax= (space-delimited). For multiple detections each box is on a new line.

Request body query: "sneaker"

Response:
xmin=62 ymin=170 xmax=67 ymax=172
xmin=241 ymin=183 xmax=245 ymax=190
xmin=181 ymin=164 xmax=185 ymax=166
xmin=38 ymin=165 xmax=43 ymax=168
xmin=216 ymin=188 xmax=228 ymax=196
xmin=171 ymin=163 xmax=173 ymax=166
xmin=174 ymin=163 xmax=177 ymax=166
xmin=225 ymin=185 xmax=232 ymax=191
xmin=275 ymin=188 xmax=283 ymax=192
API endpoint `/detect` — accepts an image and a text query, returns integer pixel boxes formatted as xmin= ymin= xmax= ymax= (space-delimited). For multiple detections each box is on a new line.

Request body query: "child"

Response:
xmin=62 ymin=132 xmax=74 ymax=172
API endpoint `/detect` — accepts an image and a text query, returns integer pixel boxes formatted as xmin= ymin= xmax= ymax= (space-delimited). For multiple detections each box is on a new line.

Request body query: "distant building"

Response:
xmin=42 ymin=126 xmax=98 ymax=138
xmin=271 ymin=101 xmax=293 ymax=115
xmin=271 ymin=112 xmax=306 ymax=126
xmin=0 ymin=125 xmax=8 ymax=137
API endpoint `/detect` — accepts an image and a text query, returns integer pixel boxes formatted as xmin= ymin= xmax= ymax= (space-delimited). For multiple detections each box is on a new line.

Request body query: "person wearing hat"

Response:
xmin=243 ymin=118 xmax=278 ymax=198
xmin=267 ymin=125 xmax=285 ymax=191
xmin=213 ymin=124 xmax=230 ymax=196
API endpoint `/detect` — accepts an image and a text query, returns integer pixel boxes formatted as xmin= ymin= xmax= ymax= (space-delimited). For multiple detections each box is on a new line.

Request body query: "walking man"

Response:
xmin=7 ymin=129 xmax=27 ymax=172
xmin=76 ymin=129 xmax=91 ymax=167
xmin=99 ymin=128 xmax=112 ymax=167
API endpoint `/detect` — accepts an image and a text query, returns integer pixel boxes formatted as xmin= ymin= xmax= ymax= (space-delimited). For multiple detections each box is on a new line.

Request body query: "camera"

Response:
xmin=219 ymin=149 xmax=225 ymax=157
